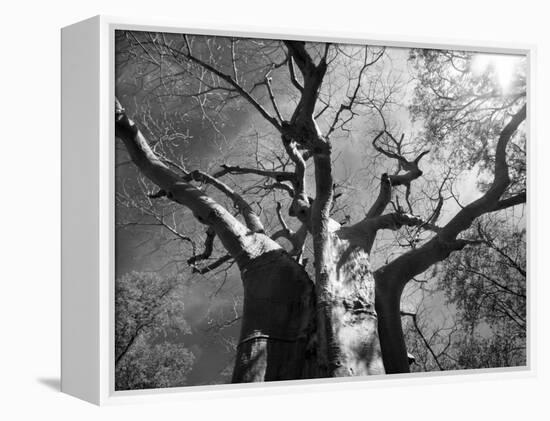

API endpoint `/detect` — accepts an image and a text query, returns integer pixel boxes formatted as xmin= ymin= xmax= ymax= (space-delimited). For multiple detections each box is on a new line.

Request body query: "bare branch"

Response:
xmin=180 ymin=36 xmax=282 ymax=131
xmin=272 ymin=202 xmax=308 ymax=261
xmin=115 ymin=97 xmax=271 ymax=264
xmin=192 ymin=254 xmax=232 ymax=274
xmin=187 ymin=227 xmax=216 ymax=267
xmin=214 ymin=164 xmax=295 ymax=183
xmin=439 ymin=105 xmax=526 ymax=240
xmin=326 ymin=47 xmax=385 ymax=137
xmin=265 ymin=67 xmax=284 ymax=122
xmin=284 ymin=41 xmax=328 ymax=124
xmin=185 ymin=169 xmax=264 ymax=233
xmin=366 ymin=173 xmax=392 ymax=218
xmin=492 ymin=191 xmax=526 ymax=212
xmin=275 ymin=201 xmax=291 ymax=234
xmin=375 ymin=105 xmax=527 ymax=288
xmin=400 ymin=311 xmax=443 ymax=371
xmin=366 ymin=130 xmax=429 ymax=218
xmin=288 ymin=55 xmax=304 ymax=93
xmin=338 ymin=210 xmax=433 ymax=254
xmin=477 ymin=223 xmax=526 ymax=277
xmin=281 ymin=135 xmax=310 ymax=220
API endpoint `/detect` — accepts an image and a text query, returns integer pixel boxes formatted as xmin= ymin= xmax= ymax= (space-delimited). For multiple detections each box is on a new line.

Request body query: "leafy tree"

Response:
xmin=115 ymin=272 xmax=194 ymax=390
xmin=114 ymin=31 xmax=527 ymax=383
xmin=409 ymin=48 xmax=526 ymax=194
xmin=441 ymin=216 xmax=526 ymax=367
xmin=400 ymin=214 xmax=526 ymax=371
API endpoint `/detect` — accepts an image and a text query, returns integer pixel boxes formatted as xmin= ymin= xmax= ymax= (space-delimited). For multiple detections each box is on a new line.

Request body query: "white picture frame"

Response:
xmin=61 ymin=15 xmax=535 ymax=405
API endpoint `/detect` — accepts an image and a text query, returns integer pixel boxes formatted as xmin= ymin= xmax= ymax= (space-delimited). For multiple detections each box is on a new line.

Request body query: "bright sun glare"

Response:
xmin=471 ymin=54 xmax=520 ymax=93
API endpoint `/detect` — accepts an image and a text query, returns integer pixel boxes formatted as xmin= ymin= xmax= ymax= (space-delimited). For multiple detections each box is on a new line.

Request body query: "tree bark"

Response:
xmin=232 ymin=249 xmax=316 ymax=381
xmin=321 ymin=236 xmax=386 ymax=377
xmin=372 ymin=106 xmax=527 ymax=373
xmin=115 ymin=99 xmax=386 ymax=381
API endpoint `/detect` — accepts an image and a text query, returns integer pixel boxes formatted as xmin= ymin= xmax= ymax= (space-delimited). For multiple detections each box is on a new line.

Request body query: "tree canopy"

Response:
xmin=114 ymin=30 xmax=527 ymax=387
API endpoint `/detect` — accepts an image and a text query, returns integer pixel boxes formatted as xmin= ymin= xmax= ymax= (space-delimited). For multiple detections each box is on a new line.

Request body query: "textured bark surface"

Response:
xmin=232 ymin=249 xmax=315 ymax=382
xmin=374 ymin=273 xmax=408 ymax=373
xmin=318 ymin=235 xmax=385 ymax=377
xmin=232 ymin=237 xmax=384 ymax=382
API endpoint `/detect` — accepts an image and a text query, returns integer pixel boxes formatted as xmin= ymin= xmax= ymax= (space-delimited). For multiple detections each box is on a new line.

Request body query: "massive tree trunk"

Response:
xmin=115 ymin=99 xmax=386 ymax=382
xmin=233 ymin=235 xmax=385 ymax=382
xmin=316 ymin=236 xmax=385 ymax=377
xmin=232 ymin=249 xmax=316 ymax=381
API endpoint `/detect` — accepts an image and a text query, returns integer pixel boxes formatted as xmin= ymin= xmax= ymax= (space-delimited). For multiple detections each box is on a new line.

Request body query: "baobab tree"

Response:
xmin=114 ymin=31 xmax=527 ymax=384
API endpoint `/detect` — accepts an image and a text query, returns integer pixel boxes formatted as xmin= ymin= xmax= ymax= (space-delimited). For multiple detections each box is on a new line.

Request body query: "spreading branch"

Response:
xmin=192 ymin=254 xmax=232 ymax=275
xmin=184 ymin=169 xmax=265 ymax=233
xmin=214 ymin=164 xmax=295 ymax=184
xmin=284 ymin=41 xmax=328 ymax=128
xmin=175 ymin=36 xmax=283 ymax=131
xmin=492 ymin=191 xmax=526 ymax=212
xmin=115 ymin=98 xmax=276 ymax=266
xmin=338 ymin=210 xmax=434 ymax=254
xmin=439 ymin=105 xmax=526 ymax=241
xmin=187 ymin=227 xmax=216 ymax=267
xmin=376 ymin=105 xmax=527 ymax=288
xmin=271 ymin=202 xmax=308 ymax=261
xmin=367 ymin=130 xmax=429 ymax=217
xmin=327 ymin=47 xmax=385 ymax=137
xmin=374 ymin=106 xmax=526 ymax=374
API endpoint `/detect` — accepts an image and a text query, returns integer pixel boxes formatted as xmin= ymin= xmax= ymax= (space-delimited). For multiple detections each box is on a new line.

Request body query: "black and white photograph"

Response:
xmin=114 ymin=30 xmax=527 ymax=390
xmin=5 ymin=0 xmax=550 ymax=418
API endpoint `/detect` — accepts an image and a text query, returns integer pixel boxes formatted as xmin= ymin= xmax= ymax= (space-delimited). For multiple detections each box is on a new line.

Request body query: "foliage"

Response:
xmin=115 ymin=271 xmax=194 ymax=390
xmin=440 ymin=216 xmax=526 ymax=366
xmin=409 ymin=49 xmax=526 ymax=195
xmin=404 ymin=216 xmax=526 ymax=371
